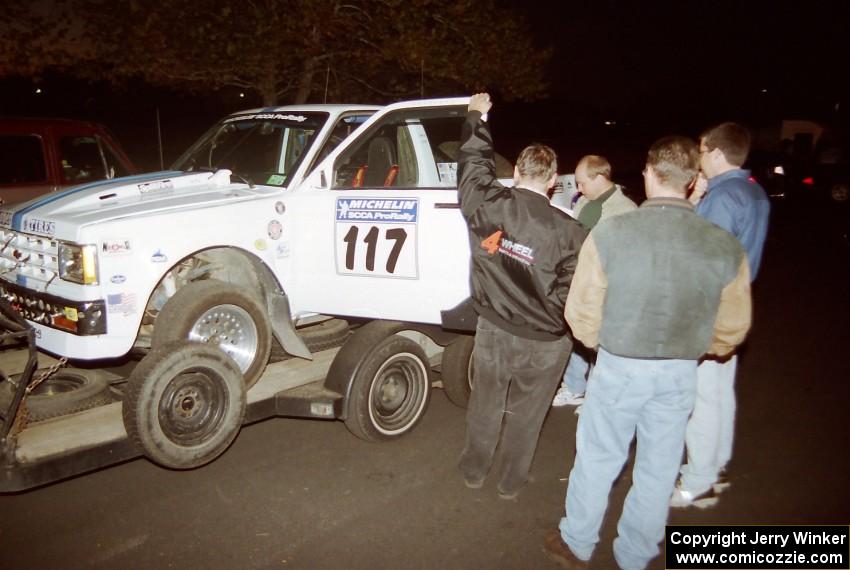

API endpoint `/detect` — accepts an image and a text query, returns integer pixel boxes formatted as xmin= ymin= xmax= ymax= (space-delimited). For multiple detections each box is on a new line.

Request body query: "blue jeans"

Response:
xmin=561 ymin=350 xmax=590 ymax=394
xmin=559 ymin=349 xmax=697 ymax=570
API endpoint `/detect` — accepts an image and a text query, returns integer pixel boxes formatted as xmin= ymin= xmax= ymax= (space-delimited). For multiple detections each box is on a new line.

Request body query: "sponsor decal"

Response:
xmin=275 ymin=201 xmax=286 ymax=215
xmin=268 ymin=220 xmax=283 ymax=240
xmin=107 ymin=292 xmax=137 ymax=315
xmin=224 ymin=113 xmax=307 ymax=123
xmin=102 ymin=240 xmax=131 ymax=256
xmin=138 ymin=179 xmax=174 ymax=194
xmin=0 ymin=211 xmax=12 ymax=227
xmin=266 ymin=174 xmax=286 ymax=186
xmin=334 ymin=198 xmax=419 ymax=279
xmin=480 ymin=230 xmax=534 ymax=266
xmin=254 ymin=239 xmax=267 ymax=251
xmin=275 ymin=241 xmax=290 ymax=258
xmin=23 ymin=218 xmax=55 ymax=236
xmin=151 ymin=250 xmax=168 ymax=263
xmin=335 ymin=198 xmax=419 ymax=223
xmin=16 ymin=274 xmax=27 ymax=287
xmin=110 ymin=274 xmax=127 ymax=284
xmin=64 ymin=307 xmax=79 ymax=322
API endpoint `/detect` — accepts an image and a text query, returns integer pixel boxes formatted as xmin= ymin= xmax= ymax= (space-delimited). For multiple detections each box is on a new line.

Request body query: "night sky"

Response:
xmin=1 ymin=0 xmax=848 ymax=171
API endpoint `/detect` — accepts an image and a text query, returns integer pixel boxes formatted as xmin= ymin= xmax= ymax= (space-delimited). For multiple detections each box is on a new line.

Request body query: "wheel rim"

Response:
xmin=831 ymin=183 xmax=849 ymax=202
xmin=368 ymin=352 xmax=428 ymax=435
xmin=188 ymin=304 xmax=258 ymax=373
xmin=158 ymin=369 xmax=228 ymax=446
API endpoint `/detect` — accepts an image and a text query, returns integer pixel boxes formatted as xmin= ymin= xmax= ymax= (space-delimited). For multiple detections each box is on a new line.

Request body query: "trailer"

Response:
xmin=0 ymin=299 xmax=473 ymax=492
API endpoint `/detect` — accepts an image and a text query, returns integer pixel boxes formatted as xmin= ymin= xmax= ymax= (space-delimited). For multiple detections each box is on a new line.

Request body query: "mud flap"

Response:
xmin=268 ymin=293 xmax=313 ymax=360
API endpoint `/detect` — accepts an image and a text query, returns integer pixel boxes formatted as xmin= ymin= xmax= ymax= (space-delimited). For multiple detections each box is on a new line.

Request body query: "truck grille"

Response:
xmin=0 ymin=229 xmax=60 ymax=284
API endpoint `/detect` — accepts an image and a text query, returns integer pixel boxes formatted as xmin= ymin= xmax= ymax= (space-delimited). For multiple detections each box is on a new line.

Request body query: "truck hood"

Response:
xmin=0 ymin=170 xmax=268 ymax=240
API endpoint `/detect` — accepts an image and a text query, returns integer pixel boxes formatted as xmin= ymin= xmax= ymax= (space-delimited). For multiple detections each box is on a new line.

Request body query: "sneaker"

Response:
xmin=713 ymin=470 xmax=731 ymax=493
xmin=463 ymin=475 xmax=485 ymax=489
xmin=552 ymin=390 xmax=585 ymax=407
xmin=670 ymin=485 xmax=719 ymax=509
xmin=497 ymin=486 xmax=520 ymax=500
xmin=544 ymin=529 xmax=589 ymax=569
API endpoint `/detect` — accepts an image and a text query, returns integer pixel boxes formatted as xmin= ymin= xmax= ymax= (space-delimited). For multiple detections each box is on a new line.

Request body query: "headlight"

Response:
xmin=58 ymin=243 xmax=99 ymax=285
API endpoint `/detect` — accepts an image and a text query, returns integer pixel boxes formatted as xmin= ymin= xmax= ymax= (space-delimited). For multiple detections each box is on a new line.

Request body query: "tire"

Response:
xmin=122 ymin=341 xmax=246 ymax=469
xmin=344 ymin=335 xmax=432 ymax=442
xmin=830 ymin=182 xmax=849 ymax=202
xmin=153 ymin=279 xmax=272 ymax=389
xmin=441 ymin=335 xmax=475 ymax=408
xmin=0 ymin=370 xmax=113 ymax=422
xmin=269 ymin=318 xmax=350 ymax=361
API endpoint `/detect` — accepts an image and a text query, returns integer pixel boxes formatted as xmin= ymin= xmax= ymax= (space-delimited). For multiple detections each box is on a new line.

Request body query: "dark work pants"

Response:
xmin=459 ymin=316 xmax=572 ymax=493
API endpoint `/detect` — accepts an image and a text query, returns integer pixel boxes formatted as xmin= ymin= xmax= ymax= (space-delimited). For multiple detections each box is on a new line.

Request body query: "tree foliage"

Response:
xmin=1 ymin=0 xmax=550 ymax=105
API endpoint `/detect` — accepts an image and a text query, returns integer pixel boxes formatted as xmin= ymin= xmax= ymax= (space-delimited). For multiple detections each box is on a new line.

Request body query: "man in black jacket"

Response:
xmin=457 ymin=93 xmax=587 ymax=499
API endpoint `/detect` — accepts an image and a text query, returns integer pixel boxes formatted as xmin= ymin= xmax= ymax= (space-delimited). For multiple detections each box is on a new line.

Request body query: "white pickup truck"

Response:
xmin=0 ymin=98 xmax=500 ymax=489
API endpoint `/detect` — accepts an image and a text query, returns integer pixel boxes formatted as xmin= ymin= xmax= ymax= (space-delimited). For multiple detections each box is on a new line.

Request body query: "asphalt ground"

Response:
xmin=0 ymin=200 xmax=848 ymax=569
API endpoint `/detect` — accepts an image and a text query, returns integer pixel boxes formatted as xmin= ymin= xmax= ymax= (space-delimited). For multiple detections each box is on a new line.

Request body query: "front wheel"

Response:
xmin=152 ymin=279 xmax=272 ymax=388
xmin=344 ymin=335 xmax=432 ymax=442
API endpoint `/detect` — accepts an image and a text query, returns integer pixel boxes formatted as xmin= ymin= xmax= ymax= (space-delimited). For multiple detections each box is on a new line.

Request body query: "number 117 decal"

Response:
xmin=335 ymin=197 xmax=419 ymax=278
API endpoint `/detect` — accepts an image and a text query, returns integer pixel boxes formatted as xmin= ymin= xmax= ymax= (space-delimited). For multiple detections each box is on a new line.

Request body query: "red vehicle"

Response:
xmin=0 ymin=117 xmax=137 ymax=205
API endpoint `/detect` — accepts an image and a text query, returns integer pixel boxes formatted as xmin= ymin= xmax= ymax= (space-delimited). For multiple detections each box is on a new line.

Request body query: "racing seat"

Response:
xmin=363 ymin=136 xmax=398 ymax=187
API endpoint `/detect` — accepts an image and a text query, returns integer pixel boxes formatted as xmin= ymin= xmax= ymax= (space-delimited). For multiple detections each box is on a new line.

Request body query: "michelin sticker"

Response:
xmin=334 ymin=197 xmax=418 ymax=279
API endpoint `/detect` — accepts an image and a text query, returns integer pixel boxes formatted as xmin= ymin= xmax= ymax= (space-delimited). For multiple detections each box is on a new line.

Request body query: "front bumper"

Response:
xmin=0 ymin=280 xmax=107 ymax=336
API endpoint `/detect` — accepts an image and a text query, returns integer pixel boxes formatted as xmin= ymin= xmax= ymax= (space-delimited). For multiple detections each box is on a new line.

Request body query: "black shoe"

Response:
xmin=544 ymin=529 xmax=588 ymax=569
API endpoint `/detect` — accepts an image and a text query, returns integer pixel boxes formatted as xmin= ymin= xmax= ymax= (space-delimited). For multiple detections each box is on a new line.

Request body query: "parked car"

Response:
xmin=748 ymin=129 xmax=850 ymax=205
xmin=0 ymin=117 xmax=137 ymax=205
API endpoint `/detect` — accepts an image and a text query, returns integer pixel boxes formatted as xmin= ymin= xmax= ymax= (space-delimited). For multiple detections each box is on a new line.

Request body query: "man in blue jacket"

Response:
xmin=672 ymin=122 xmax=770 ymax=508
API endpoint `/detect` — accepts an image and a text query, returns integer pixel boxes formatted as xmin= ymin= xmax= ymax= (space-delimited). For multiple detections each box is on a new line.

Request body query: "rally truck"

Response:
xmin=0 ymin=98 xmax=496 ymax=489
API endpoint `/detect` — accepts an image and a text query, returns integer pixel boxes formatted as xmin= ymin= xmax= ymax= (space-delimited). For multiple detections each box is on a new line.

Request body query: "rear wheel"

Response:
xmin=153 ymin=280 xmax=271 ymax=388
xmin=344 ymin=335 xmax=431 ymax=441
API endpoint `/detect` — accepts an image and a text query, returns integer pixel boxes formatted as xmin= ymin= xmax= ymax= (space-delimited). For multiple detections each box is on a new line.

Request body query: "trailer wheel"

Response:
xmin=153 ymin=279 xmax=271 ymax=388
xmin=344 ymin=335 xmax=431 ymax=441
xmin=0 ymin=370 xmax=113 ymax=422
xmin=122 ymin=341 xmax=246 ymax=469
xmin=441 ymin=335 xmax=475 ymax=408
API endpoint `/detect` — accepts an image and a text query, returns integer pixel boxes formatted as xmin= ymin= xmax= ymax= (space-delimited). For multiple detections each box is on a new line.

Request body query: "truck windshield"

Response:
xmin=172 ymin=112 xmax=329 ymax=187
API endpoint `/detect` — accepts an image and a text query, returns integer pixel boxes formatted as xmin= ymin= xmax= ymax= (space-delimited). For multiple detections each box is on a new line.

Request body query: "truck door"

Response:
xmin=290 ymin=100 xmax=473 ymax=326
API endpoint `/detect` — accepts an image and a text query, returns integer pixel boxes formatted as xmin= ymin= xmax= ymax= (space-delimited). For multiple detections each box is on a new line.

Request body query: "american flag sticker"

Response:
xmin=107 ymin=292 xmax=137 ymax=315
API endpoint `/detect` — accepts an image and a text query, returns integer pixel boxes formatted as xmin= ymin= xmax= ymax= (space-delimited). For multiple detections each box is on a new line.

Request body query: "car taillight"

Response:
xmin=802 ymin=177 xmax=814 ymax=186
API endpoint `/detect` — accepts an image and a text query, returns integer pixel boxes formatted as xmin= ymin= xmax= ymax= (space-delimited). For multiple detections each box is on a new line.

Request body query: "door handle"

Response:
xmin=434 ymin=202 xmax=460 ymax=209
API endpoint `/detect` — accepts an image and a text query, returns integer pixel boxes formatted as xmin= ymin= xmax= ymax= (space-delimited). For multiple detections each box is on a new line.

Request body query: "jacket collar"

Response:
xmin=708 ymin=168 xmax=752 ymax=190
xmin=639 ymin=197 xmax=694 ymax=211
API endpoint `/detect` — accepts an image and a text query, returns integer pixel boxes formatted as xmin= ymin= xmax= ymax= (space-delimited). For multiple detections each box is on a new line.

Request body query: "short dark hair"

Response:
xmin=516 ymin=144 xmax=557 ymax=183
xmin=647 ymin=136 xmax=699 ymax=193
xmin=700 ymin=122 xmax=751 ymax=166
xmin=578 ymin=155 xmax=612 ymax=180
